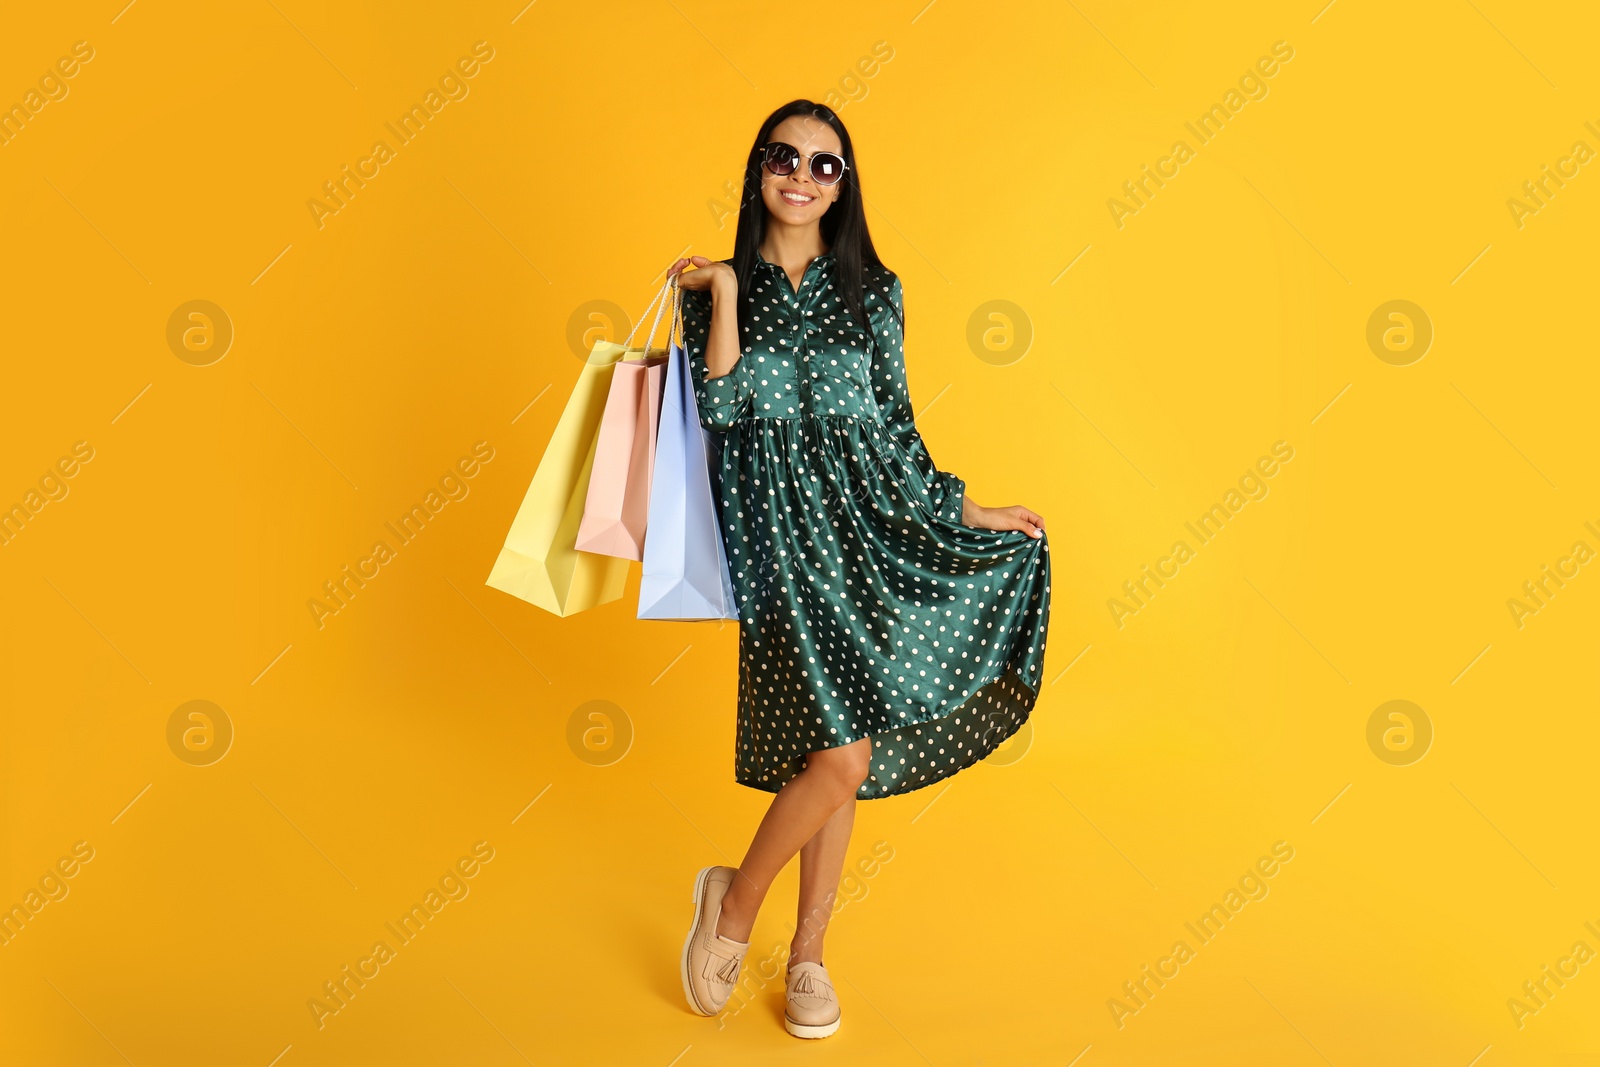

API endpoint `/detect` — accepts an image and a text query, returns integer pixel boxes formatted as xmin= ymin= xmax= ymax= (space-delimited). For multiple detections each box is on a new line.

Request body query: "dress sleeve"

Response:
xmin=682 ymin=285 xmax=753 ymax=430
xmin=868 ymin=275 xmax=966 ymax=524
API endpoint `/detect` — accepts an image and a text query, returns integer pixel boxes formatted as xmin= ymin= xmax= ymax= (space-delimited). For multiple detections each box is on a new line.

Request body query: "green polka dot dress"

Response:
xmin=680 ymin=249 xmax=1051 ymax=800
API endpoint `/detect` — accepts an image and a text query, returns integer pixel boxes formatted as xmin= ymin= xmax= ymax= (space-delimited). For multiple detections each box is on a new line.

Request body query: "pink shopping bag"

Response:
xmin=574 ymin=279 xmax=672 ymax=559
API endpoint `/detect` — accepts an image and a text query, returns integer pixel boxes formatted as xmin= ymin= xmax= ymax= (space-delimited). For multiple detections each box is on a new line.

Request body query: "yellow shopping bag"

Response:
xmin=485 ymin=289 xmax=675 ymax=616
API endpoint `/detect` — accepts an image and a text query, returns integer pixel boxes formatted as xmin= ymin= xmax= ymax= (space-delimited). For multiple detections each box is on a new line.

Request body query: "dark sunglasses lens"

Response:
xmin=764 ymin=144 xmax=798 ymax=175
xmin=811 ymin=153 xmax=845 ymax=185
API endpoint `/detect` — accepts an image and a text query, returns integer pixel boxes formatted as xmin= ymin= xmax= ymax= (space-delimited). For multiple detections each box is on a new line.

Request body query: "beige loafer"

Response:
xmin=784 ymin=961 xmax=841 ymax=1038
xmin=680 ymin=865 xmax=751 ymax=1016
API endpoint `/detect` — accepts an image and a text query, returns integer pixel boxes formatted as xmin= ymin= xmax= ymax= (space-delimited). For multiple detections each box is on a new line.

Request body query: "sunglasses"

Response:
xmin=759 ymin=141 xmax=848 ymax=187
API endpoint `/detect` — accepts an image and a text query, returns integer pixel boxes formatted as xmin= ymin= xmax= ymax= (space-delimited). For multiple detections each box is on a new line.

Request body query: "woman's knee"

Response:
xmin=806 ymin=739 xmax=871 ymax=798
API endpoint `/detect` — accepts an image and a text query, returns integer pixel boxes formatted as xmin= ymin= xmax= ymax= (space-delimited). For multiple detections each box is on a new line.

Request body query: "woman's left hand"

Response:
xmin=963 ymin=499 xmax=1045 ymax=539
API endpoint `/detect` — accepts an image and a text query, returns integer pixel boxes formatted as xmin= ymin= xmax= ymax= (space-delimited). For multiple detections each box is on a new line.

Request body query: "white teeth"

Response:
xmin=781 ymin=191 xmax=814 ymax=204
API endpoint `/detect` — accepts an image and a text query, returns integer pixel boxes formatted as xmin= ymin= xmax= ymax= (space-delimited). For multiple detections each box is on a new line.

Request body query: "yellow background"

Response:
xmin=2 ymin=1 xmax=1597 ymax=1064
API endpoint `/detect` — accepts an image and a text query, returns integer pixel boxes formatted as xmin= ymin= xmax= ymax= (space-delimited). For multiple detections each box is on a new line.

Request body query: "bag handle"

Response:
xmin=668 ymin=273 xmax=685 ymax=350
xmin=621 ymin=283 xmax=657 ymax=349
xmin=622 ymin=275 xmax=675 ymax=354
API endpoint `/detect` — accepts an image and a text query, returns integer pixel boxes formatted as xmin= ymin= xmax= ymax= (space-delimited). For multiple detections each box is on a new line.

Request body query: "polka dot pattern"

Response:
xmin=680 ymin=250 xmax=1052 ymax=800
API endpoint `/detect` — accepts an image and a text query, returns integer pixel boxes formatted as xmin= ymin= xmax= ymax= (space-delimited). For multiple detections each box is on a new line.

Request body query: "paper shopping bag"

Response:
xmin=484 ymin=340 xmax=633 ymax=616
xmin=574 ymin=350 xmax=667 ymax=560
xmin=638 ymin=277 xmax=738 ymax=621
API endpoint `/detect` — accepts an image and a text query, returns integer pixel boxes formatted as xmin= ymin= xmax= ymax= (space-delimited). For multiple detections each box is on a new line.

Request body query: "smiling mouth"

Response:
xmin=780 ymin=189 xmax=816 ymax=205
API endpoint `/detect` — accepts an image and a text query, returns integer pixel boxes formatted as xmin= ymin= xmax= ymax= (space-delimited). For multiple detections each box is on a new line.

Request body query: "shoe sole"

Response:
xmin=784 ymin=1013 xmax=841 ymax=1039
xmin=680 ymin=866 xmax=717 ymax=1017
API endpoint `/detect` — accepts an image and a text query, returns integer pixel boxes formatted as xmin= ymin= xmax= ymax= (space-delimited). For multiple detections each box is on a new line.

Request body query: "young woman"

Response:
xmin=669 ymin=99 xmax=1052 ymax=1039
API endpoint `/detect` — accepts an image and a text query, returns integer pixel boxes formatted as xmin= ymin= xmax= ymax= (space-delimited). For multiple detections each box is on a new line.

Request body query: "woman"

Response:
xmin=669 ymin=99 xmax=1051 ymax=1039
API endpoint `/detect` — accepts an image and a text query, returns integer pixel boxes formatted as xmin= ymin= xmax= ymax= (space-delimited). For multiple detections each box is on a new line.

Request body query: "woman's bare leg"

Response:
xmin=790 ymin=797 xmax=854 ymax=965
xmin=716 ymin=737 xmax=870 ymax=942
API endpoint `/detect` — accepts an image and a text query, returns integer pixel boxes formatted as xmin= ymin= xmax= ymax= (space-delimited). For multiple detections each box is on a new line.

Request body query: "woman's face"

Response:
xmin=759 ymin=115 xmax=845 ymax=226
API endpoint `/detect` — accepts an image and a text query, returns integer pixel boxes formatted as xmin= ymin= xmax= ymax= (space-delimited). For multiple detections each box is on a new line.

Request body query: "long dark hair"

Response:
xmin=729 ymin=99 xmax=899 ymax=337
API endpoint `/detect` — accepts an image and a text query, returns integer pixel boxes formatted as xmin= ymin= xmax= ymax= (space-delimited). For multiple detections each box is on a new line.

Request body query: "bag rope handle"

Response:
xmin=622 ymin=275 xmax=673 ymax=352
xmin=668 ymin=273 xmax=685 ymax=351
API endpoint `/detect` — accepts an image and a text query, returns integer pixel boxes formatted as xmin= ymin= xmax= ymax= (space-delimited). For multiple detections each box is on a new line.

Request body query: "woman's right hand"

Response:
xmin=668 ymin=256 xmax=736 ymax=299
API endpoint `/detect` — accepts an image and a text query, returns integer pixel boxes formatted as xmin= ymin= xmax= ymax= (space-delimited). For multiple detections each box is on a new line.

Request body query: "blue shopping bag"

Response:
xmin=638 ymin=276 xmax=738 ymax=621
